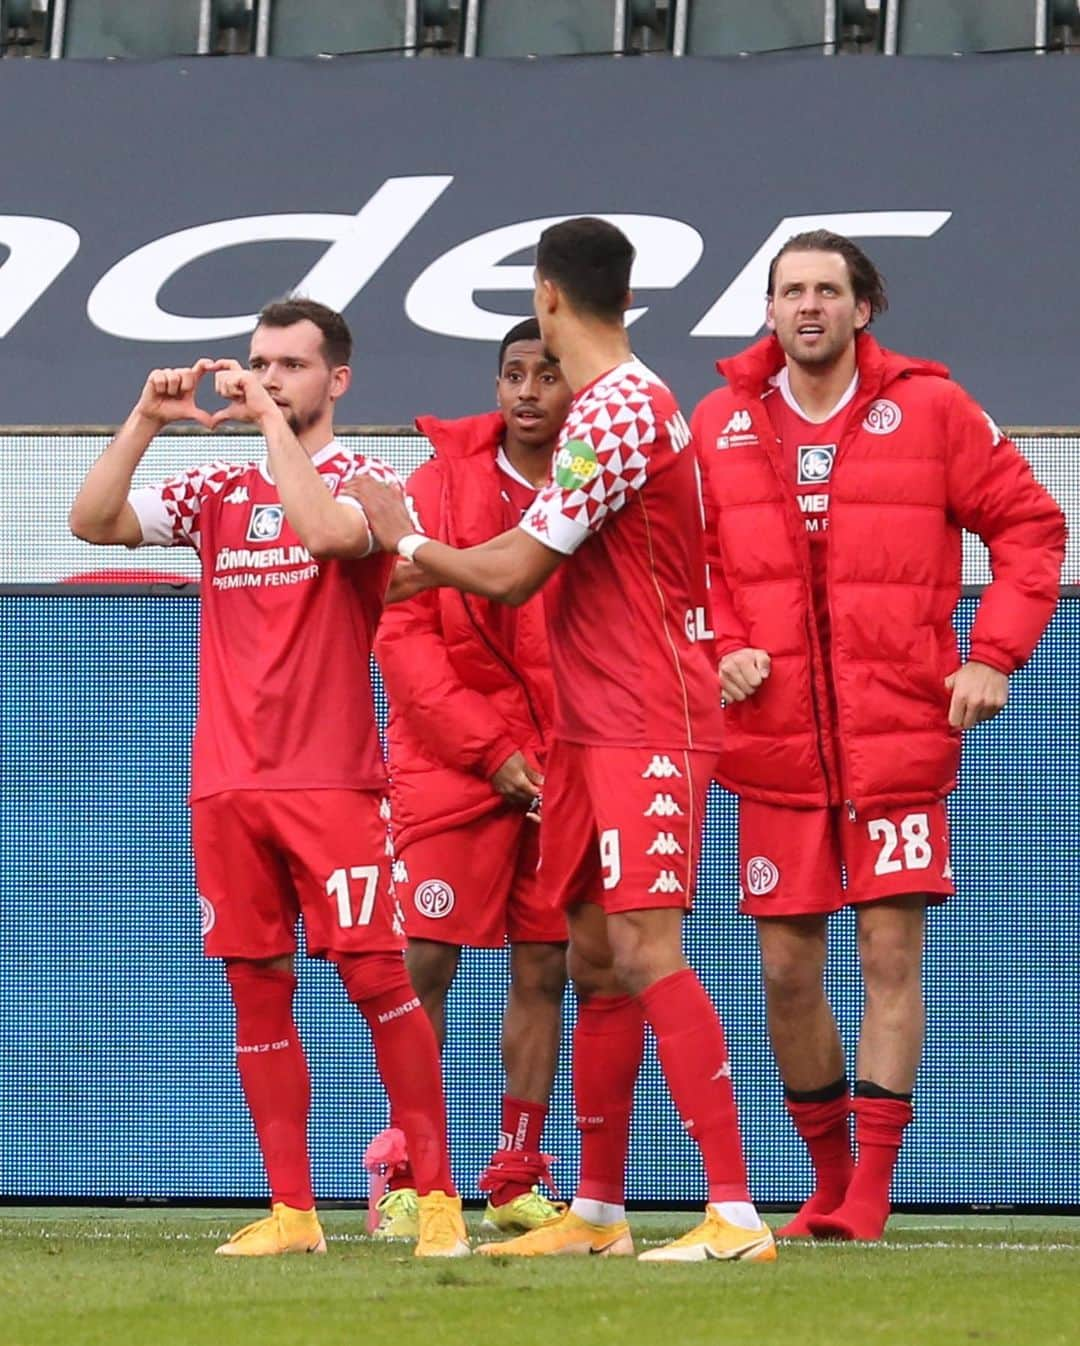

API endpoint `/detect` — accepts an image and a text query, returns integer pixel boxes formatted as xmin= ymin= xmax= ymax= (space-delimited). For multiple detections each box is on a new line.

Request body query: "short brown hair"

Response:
xmin=767 ymin=230 xmax=888 ymax=324
xmin=256 ymin=297 xmax=352 ymax=366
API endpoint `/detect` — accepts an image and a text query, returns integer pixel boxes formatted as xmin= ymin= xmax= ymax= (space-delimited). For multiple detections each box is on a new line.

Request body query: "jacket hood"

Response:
xmin=415 ymin=411 xmax=505 ymax=461
xmin=716 ymin=333 xmax=950 ymax=401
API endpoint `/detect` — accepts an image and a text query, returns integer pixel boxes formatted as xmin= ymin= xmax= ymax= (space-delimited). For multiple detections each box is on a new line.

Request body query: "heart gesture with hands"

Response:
xmin=133 ymin=358 xmax=285 ymax=432
xmin=134 ymin=357 xmax=233 ymax=430
xmin=210 ymin=359 xmax=283 ymax=429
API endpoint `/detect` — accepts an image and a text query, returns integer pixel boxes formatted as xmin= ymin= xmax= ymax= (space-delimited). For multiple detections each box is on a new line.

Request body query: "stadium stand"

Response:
xmin=49 ymin=0 xmax=251 ymax=57
xmin=674 ymin=0 xmax=881 ymax=55
xmin=256 ymin=0 xmax=455 ymax=57
xmin=884 ymin=0 xmax=1080 ymax=53
xmin=461 ymin=0 xmax=661 ymax=57
xmin=5 ymin=0 xmax=1076 ymax=60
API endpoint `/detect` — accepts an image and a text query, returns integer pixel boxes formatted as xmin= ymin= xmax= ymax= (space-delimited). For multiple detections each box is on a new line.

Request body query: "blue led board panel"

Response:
xmin=1 ymin=595 xmax=1076 ymax=1206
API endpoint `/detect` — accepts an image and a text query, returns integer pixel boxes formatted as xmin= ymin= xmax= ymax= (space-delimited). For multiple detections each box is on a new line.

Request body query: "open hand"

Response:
xmin=341 ymin=472 xmax=413 ymax=552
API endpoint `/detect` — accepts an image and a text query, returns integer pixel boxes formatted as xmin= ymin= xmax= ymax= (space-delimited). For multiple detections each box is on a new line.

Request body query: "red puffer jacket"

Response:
xmin=693 ymin=333 xmax=1066 ymax=811
xmin=375 ymin=413 xmax=553 ymax=850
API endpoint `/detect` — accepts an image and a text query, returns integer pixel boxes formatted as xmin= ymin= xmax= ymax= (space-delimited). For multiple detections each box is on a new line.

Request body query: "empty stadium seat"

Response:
xmin=888 ymin=0 xmax=1048 ymax=54
xmin=1 ymin=0 xmax=35 ymax=55
xmin=260 ymin=0 xmax=452 ymax=57
xmin=464 ymin=0 xmax=627 ymax=57
xmin=52 ymin=0 xmax=248 ymax=58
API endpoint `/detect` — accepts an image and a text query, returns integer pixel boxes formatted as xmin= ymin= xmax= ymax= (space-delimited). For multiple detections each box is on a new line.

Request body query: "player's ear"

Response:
xmin=765 ymin=297 xmax=776 ymax=332
xmin=329 ymin=364 xmax=351 ymax=401
xmin=620 ymin=289 xmax=634 ymax=313
xmin=853 ymin=296 xmax=872 ymax=333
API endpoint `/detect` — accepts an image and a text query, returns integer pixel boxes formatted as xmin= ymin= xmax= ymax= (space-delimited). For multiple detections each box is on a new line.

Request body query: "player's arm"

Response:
xmin=943 ymin=387 xmax=1066 ymax=727
xmin=346 ymin=469 xmax=563 ymax=606
xmin=69 ymin=360 xmax=219 ymax=546
xmin=212 ymin=362 xmax=372 ymax=560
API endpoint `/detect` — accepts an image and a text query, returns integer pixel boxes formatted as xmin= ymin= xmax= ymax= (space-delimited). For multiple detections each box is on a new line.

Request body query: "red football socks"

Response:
xmin=776 ymin=1089 xmax=853 ymax=1237
xmin=638 ymin=968 xmax=751 ymax=1204
xmin=573 ymin=993 xmax=645 ymax=1204
xmin=339 ymin=953 xmax=456 ymax=1197
xmin=807 ymin=1094 xmax=913 ymax=1241
xmin=481 ymin=1096 xmax=550 ymax=1206
xmin=225 ymin=961 xmax=314 ymax=1211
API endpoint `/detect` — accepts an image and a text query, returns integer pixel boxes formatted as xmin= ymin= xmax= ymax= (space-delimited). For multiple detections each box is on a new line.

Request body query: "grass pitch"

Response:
xmin=0 ymin=1208 xmax=1076 ymax=1346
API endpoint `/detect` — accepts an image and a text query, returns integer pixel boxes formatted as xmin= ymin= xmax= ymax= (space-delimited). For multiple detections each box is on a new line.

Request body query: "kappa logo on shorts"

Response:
xmin=414 ymin=878 xmax=455 ymax=919
xmin=862 ymin=399 xmax=902 ymax=436
xmin=646 ymin=831 xmax=685 ymax=857
xmin=642 ymin=755 xmax=682 ymax=780
xmin=246 ymin=503 xmax=285 ymax=542
xmin=745 ymin=856 xmax=780 ymax=897
xmin=645 ymin=793 xmax=684 ymax=818
xmin=197 ymin=894 xmax=216 ymax=936
xmin=648 ymin=870 xmax=684 ymax=895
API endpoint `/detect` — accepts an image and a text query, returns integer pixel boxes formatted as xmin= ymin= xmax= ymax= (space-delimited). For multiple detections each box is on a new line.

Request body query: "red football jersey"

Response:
xmin=763 ymin=368 xmax=858 ymax=655
xmin=519 ymin=360 xmax=721 ymax=750
xmin=129 ymin=440 xmax=395 ymax=800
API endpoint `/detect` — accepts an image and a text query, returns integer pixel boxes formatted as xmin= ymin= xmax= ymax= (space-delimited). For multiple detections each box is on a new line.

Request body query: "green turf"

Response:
xmin=1 ymin=1209 xmax=1076 ymax=1346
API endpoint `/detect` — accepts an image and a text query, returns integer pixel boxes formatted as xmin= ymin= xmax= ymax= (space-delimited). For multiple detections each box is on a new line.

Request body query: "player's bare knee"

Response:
xmin=510 ymin=941 xmax=568 ymax=1003
xmin=405 ymin=939 xmax=459 ymax=1000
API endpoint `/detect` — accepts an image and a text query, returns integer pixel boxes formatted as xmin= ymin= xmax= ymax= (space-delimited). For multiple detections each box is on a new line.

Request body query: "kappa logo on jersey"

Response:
xmin=223 ymin=486 xmax=249 ymax=506
xmin=863 ymin=399 xmax=903 ymax=436
xmin=554 ymin=439 xmax=600 ymax=491
xmin=246 ymin=503 xmax=285 ymax=543
xmin=414 ymin=878 xmax=455 ymax=919
xmin=645 ymin=793 xmax=684 ymax=818
xmin=716 ymin=407 xmax=759 ymax=451
xmin=197 ymin=894 xmax=216 ymax=936
xmin=642 ymin=754 xmax=682 ymax=779
xmin=391 ymin=858 xmax=408 ymax=884
xmin=797 ymin=444 xmax=836 ymax=485
xmin=525 ymin=507 xmax=550 ymax=536
xmin=666 ymin=411 xmax=692 ymax=453
xmin=648 ymin=870 xmax=684 ymax=895
xmin=646 ymin=831 xmax=685 ymax=857
xmin=746 ymin=856 xmax=780 ymax=896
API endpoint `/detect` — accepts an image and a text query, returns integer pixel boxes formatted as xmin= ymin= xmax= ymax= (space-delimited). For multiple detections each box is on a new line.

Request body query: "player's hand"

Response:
xmin=945 ymin=660 xmax=1009 ymax=730
xmin=133 ymin=358 xmax=223 ymax=429
xmin=384 ymin=558 xmax=435 ymax=604
xmin=491 ymin=751 xmax=543 ymax=816
xmin=341 ymin=473 xmax=413 ymax=552
xmin=210 ymin=360 xmax=282 ymax=428
xmin=719 ymin=648 xmax=771 ymax=702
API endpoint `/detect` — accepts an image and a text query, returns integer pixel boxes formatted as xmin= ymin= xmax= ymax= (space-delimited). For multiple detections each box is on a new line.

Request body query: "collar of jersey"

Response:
xmin=771 ymin=366 xmax=859 ymax=425
xmin=258 ymin=437 xmax=341 ymax=483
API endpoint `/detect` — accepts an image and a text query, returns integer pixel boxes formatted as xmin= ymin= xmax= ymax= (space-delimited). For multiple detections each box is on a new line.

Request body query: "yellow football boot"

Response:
xmin=480 ymin=1187 xmax=566 ymax=1235
xmin=371 ymin=1186 xmax=420 ymax=1240
xmin=478 ymin=1208 xmax=633 ymax=1257
xmin=215 ymin=1202 xmax=327 ymax=1256
xmin=638 ymin=1208 xmax=776 ymax=1263
xmin=415 ymin=1190 xmax=471 ymax=1258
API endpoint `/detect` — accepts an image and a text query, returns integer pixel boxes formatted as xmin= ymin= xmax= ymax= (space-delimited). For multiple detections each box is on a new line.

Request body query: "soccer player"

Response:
xmin=347 ymin=218 xmax=775 ymax=1263
xmin=68 ymin=298 xmax=469 ymax=1258
xmin=692 ymin=231 xmax=1065 ymax=1241
xmin=368 ymin=319 xmax=571 ymax=1240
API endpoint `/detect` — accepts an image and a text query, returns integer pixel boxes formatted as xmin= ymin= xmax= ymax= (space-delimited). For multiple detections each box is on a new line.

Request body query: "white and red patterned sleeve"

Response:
xmin=128 ymin=459 xmax=237 ymax=550
xmin=519 ymin=375 xmax=658 ymax=555
xmin=338 ymin=454 xmax=407 ymax=553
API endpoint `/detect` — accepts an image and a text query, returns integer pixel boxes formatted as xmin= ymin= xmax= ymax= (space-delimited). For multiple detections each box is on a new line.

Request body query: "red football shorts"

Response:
xmin=192 ymin=789 xmax=405 ymax=959
xmin=738 ymin=799 xmax=954 ymax=918
xmin=539 ymin=741 xmax=717 ymax=914
xmin=396 ymin=809 xmax=566 ymax=947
